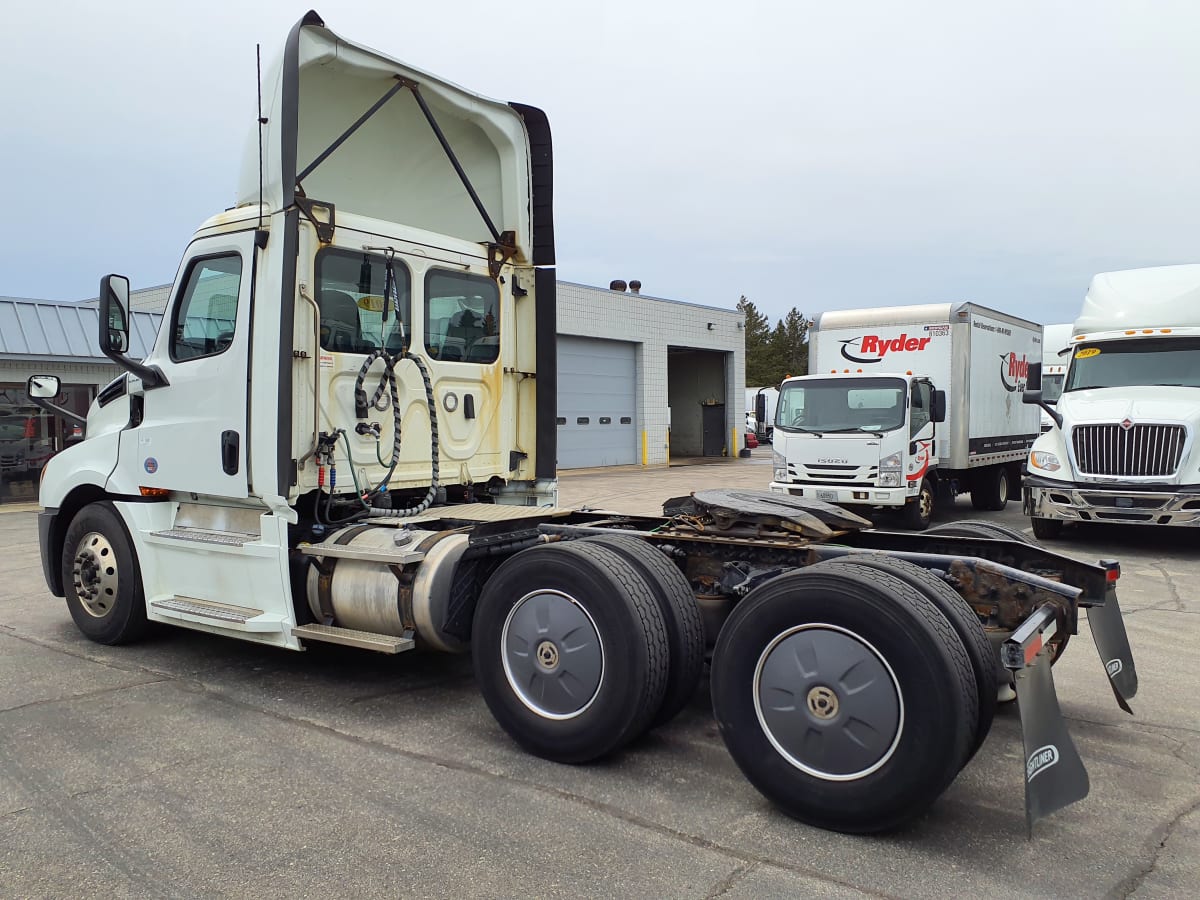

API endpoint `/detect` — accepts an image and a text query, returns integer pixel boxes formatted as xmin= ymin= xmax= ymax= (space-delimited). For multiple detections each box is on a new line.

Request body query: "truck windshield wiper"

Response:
xmin=819 ymin=426 xmax=886 ymax=435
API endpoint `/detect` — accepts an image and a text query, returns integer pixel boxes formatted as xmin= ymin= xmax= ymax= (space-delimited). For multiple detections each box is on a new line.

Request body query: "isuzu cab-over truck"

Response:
xmin=1024 ymin=266 xmax=1200 ymax=537
xmin=29 ymin=11 xmax=1137 ymax=835
xmin=769 ymin=304 xmax=1042 ymax=529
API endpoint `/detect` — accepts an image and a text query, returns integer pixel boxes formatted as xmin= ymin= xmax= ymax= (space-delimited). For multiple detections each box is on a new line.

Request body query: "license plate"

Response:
xmin=816 ymin=490 xmax=838 ymax=502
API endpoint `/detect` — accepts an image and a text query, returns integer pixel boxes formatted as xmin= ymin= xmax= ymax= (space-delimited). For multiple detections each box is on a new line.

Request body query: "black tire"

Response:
xmin=970 ymin=467 xmax=1008 ymax=511
xmin=61 ymin=502 xmax=148 ymax=645
xmin=928 ymin=520 xmax=1038 ymax=546
xmin=579 ymin=535 xmax=705 ymax=728
xmin=1031 ymin=517 xmax=1064 ymax=540
xmin=901 ymin=478 xmax=934 ymax=530
xmin=814 ymin=555 xmax=996 ymax=758
xmin=710 ymin=565 xmax=976 ymax=833
xmin=471 ymin=542 xmax=669 ymax=763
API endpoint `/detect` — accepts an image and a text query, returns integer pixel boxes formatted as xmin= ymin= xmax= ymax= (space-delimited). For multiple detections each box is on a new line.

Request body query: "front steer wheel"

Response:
xmin=61 ymin=502 xmax=148 ymax=645
xmin=472 ymin=542 xmax=669 ymax=763
xmin=710 ymin=565 xmax=976 ymax=834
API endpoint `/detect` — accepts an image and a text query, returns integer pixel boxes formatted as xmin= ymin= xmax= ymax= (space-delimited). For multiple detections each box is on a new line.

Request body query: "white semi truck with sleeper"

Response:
xmin=29 ymin=11 xmax=1137 ymax=835
xmin=1024 ymin=266 xmax=1200 ymax=536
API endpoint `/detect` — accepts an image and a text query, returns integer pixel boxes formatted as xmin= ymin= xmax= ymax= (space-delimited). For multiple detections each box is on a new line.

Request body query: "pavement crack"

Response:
xmin=705 ymin=862 xmax=757 ymax=899
xmin=0 ymin=679 xmax=167 ymax=716
xmin=1108 ymin=793 xmax=1200 ymax=899
xmin=1147 ymin=564 xmax=1183 ymax=611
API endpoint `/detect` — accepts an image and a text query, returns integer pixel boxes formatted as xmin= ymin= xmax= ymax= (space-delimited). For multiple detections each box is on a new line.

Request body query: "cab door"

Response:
xmin=115 ymin=233 xmax=255 ymax=499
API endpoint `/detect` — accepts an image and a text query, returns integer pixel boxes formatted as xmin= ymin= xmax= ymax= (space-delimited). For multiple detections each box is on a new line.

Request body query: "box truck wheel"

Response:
xmin=710 ymin=565 xmax=975 ymax=833
xmin=579 ymin=534 xmax=705 ymax=728
xmin=970 ymin=466 xmax=1009 ymax=511
xmin=471 ymin=542 xmax=669 ymax=763
xmin=60 ymin=502 xmax=148 ymax=645
xmin=901 ymin=478 xmax=934 ymax=530
xmin=811 ymin=556 xmax=994 ymax=760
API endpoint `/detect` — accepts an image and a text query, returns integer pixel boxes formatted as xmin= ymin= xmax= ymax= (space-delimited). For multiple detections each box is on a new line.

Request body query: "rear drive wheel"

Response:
xmin=970 ymin=467 xmax=1009 ymax=511
xmin=901 ymin=478 xmax=934 ymax=530
xmin=579 ymin=534 xmax=705 ymax=728
xmin=472 ymin=542 xmax=669 ymax=763
xmin=61 ymin=502 xmax=148 ymax=645
xmin=814 ymin=555 xmax=995 ymax=758
xmin=710 ymin=565 xmax=976 ymax=833
xmin=928 ymin=519 xmax=1038 ymax=546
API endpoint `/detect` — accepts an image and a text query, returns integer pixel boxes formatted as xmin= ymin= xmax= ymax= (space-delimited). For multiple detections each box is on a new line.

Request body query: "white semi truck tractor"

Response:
xmin=769 ymin=304 xmax=1042 ymax=529
xmin=1024 ymin=266 xmax=1200 ymax=537
xmin=27 ymin=11 xmax=1138 ymax=835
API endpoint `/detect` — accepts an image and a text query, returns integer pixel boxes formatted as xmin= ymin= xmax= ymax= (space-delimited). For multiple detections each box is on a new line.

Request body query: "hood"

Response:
xmin=1058 ymin=385 xmax=1200 ymax=426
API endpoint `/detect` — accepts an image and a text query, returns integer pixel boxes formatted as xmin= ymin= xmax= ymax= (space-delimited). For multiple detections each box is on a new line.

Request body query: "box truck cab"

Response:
xmin=1024 ymin=266 xmax=1200 ymax=537
xmin=769 ymin=303 xmax=1041 ymax=528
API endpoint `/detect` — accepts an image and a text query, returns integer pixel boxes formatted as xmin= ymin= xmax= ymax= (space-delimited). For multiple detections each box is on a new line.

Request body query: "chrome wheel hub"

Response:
xmin=72 ymin=531 xmax=119 ymax=618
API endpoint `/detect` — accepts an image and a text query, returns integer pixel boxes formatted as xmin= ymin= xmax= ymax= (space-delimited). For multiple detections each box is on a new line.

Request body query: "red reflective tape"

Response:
xmin=1024 ymin=634 xmax=1043 ymax=665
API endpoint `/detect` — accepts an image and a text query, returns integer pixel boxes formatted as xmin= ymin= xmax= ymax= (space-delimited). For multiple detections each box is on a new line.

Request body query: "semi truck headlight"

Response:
xmin=1030 ymin=451 xmax=1061 ymax=472
xmin=878 ymin=471 xmax=901 ymax=487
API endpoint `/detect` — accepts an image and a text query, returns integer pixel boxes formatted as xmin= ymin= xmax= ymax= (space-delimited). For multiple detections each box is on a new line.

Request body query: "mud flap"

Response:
xmin=1085 ymin=584 xmax=1138 ymax=714
xmin=1004 ymin=604 xmax=1090 ymax=836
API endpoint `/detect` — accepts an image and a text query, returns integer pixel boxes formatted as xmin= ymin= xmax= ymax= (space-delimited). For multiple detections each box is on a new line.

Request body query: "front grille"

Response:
xmin=788 ymin=463 xmax=877 ymax=486
xmin=1071 ymin=424 xmax=1186 ymax=477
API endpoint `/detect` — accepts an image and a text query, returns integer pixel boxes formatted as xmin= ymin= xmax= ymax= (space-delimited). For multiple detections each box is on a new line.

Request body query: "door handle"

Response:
xmin=221 ymin=430 xmax=240 ymax=476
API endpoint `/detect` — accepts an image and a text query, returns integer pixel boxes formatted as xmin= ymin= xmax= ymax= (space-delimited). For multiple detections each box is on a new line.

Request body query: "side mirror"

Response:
xmin=94 ymin=275 xmax=167 ymax=389
xmin=27 ymin=375 xmax=61 ymax=400
xmin=1026 ymin=361 xmax=1042 ymax=392
xmin=100 ymin=274 xmax=131 ymax=355
xmin=1023 ymin=389 xmax=1043 ymax=405
xmin=930 ymin=389 xmax=947 ymax=423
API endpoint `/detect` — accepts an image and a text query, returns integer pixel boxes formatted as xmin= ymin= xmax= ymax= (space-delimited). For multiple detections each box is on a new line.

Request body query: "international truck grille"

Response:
xmin=1071 ymin=423 xmax=1186 ymax=478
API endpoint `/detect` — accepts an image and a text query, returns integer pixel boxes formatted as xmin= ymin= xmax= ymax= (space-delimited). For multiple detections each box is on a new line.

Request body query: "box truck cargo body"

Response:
xmin=769 ymin=303 xmax=1041 ymax=527
xmin=1024 ymin=266 xmax=1200 ymax=536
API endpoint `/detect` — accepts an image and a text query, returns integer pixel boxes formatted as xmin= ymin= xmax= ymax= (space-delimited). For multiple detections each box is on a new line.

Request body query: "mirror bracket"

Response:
xmin=98 ymin=274 xmax=169 ymax=389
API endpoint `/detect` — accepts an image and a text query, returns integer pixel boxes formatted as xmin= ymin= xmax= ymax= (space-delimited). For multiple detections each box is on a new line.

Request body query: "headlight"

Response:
xmin=878 ymin=471 xmax=901 ymax=487
xmin=1030 ymin=451 xmax=1061 ymax=472
xmin=772 ymin=450 xmax=787 ymax=481
xmin=879 ymin=452 xmax=902 ymax=471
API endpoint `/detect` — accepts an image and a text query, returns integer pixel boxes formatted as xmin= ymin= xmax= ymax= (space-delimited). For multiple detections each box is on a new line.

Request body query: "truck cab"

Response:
xmin=1024 ymin=266 xmax=1200 ymax=536
xmin=769 ymin=372 xmax=941 ymax=527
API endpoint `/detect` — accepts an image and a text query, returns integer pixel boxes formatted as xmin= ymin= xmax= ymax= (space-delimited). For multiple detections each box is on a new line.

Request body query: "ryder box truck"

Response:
xmin=769 ymin=303 xmax=1042 ymax=528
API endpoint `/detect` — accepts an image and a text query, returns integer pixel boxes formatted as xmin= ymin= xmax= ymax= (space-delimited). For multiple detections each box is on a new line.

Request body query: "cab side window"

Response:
xmin=910 ymin=381 xmax=932 ymax=436
xmin=424 ymin=270 xmax=500 ymax=364
xmin=170 ymin=255 xmax=242 ymax=362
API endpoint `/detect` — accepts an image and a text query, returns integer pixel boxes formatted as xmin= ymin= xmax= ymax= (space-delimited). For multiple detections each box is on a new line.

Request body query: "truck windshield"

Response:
xmin=776 ymin=377 xmax=907 ymax=434
xmin=1064 ymin=337 xmax=1200 ymax=391
xmin=1042 ymin=373 xmax=1065 ymax=402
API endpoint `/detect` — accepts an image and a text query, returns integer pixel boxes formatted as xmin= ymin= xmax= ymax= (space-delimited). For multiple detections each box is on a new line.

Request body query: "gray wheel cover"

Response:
xmin=754 ymin=623 xmax=904 ymax=780
xmin=501 ymin=589 xmax=605 ymax=720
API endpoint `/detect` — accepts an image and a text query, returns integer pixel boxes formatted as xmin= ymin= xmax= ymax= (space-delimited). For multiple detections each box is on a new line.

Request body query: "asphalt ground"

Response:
xmin=1 ymin=449 xmax=1197 ymax=898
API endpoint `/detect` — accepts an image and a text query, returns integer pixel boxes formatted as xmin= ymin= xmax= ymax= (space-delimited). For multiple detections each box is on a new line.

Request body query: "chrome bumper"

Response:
xmin=1023 ymin=482 xmax=1200 ymax=527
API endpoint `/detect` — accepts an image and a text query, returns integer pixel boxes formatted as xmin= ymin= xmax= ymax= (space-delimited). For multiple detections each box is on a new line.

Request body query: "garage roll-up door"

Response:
xmin=557 ymin=336 xmax=637 ymax=468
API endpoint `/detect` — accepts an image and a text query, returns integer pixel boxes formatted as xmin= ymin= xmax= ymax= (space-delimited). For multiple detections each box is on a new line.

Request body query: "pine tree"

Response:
xmin=737 ymin=296 xmax=779 ymax=387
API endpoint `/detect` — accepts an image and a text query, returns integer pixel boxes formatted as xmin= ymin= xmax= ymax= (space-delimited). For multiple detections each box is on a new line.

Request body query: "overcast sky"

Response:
xmin=4 ymin=0 xmax=1198 ymax=326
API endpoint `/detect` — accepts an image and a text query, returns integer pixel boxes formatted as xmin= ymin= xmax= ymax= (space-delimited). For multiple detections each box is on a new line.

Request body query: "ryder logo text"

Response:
xmin=999 ymin=353 xmax=1030 ymax=392
xmin=840 ymin=333 xmax=932 ymax=364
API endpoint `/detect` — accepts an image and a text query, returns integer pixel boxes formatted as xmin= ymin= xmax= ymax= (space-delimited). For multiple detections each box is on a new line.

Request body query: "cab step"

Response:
xmin=292 ymin=623 xmax=415 ymax=654
xmin=150 ymin=527 xmax=258 ymax=547
xmin=151 ymin=596 xmax=283 ymax=632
